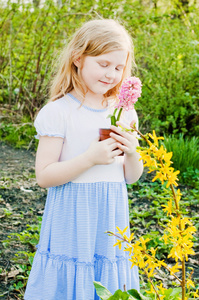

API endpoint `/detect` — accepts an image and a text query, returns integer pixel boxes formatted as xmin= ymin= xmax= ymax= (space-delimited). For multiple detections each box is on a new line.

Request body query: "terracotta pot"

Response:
xmin=99 ymin=128 xmax=124 ymax=156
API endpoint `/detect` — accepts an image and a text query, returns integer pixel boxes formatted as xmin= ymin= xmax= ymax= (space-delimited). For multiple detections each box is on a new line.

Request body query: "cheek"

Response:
xmin=115 ymin=72 xmax=123 ymax=84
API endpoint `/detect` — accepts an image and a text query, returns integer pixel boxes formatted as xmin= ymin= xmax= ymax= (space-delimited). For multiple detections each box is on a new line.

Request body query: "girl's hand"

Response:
xmin=87 ymin=137 xmax=122 ymax=165
xmin=110 ymin=121 xmax=139 ymax=156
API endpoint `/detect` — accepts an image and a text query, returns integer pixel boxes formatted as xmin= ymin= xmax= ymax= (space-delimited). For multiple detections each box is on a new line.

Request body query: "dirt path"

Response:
xmin=0 ymin=141 xmax=47 ymax=299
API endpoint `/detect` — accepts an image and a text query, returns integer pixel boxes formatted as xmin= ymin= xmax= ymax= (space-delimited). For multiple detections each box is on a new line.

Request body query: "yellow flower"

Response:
xmin=152 ymin=170 xmax=167 ymax=184
xmin=193 ymin=289 xmax=199 ymax=298
xmin=166 ymin=170 xmax=180 ymax=188
xmin=128 ymin=232 xmax=135 ymax=243
xmin=113 ymin=239 xmax=122 ymax=250
xmin=145 ymin=284 xmax=155 ymax=294
xmin=187 ymin=279 xmax=195 ymax=289
xmin=176 ymin=189 xmax=182 ymax=206
xmin=116 ymin=226 xmax=128 ymax=235
xmin=148 ymin=130 xmax=164 ymax=147
xmin=162 ymin=199 xmax=173 ymax=216
xmin=169 ymin=263 xmax=182 ymax=275
xmin=163 ymin=151 xmax=173 ymax=164
xmin=124 ymin=246 xmax=132 ymax=255
xmin=140 ymin=237 xmax=150 ymax=250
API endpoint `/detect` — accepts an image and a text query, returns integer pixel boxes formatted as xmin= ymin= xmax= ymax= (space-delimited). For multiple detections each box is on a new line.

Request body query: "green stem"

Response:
xmin=144 ymin=269 xmax=161 ymax=300
xmin=116 ymin=107 xmax=123 ymax=122
xmin=111 ymin=116 xmax=116 ymax=126
xmin=113 ymin=108 xmax=117 ymax=116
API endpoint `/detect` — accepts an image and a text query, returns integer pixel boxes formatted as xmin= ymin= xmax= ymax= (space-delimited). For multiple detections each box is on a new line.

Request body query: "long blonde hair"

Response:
xmin=49 ymin=19 xmax=134 ymax=102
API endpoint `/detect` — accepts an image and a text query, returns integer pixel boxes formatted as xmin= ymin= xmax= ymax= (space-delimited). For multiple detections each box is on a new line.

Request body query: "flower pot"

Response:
xmin=99 ymin=128 xmax=124 ymax=156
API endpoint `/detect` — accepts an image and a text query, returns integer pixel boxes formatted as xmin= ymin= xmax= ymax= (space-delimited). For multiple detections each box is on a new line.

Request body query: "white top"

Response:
xmin=34 ymin=93 xmax=139 ymax=183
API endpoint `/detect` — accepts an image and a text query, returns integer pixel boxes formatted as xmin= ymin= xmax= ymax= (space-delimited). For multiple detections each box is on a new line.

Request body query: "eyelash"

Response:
xmin=100 ymin=64 xmax=108 ymax=67
xmin=99 ymin=63 xmax=122 ymax=71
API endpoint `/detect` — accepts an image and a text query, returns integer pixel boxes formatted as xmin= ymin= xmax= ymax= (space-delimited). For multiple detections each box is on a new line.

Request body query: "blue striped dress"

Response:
xmin=24 ymin=94 xmax=140 ymax=300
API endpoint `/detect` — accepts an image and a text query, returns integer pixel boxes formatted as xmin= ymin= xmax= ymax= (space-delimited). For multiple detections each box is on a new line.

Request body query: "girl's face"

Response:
xmin=76 ymin=50 xmax=128 ymax=98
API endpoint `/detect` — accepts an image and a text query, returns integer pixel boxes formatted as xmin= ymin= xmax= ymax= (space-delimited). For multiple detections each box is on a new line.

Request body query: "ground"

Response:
xmin=0 ymin=141 xmax=46 ymax=299
xmin=0 ymin=141 xmax=198 ymax=299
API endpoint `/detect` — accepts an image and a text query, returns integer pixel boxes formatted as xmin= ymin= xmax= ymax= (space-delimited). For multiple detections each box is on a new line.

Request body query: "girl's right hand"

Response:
xmin=86 ymin=137 xmax=122 ymax=165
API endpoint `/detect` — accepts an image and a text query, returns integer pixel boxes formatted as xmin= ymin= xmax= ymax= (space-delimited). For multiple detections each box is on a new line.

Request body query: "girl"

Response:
xmin=24 ymin=19 xmax=143 ymax=300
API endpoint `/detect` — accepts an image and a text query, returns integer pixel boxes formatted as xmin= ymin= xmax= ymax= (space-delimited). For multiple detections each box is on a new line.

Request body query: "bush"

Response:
xmin=0 ymin=0 xmax=198 ymax=139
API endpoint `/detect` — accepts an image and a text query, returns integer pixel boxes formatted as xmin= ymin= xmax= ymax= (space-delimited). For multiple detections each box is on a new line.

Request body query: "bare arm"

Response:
xmin=35 ymin=136 xmax=122 ymax=188
xmin=110 ymin=122 xmax=143 ymax=184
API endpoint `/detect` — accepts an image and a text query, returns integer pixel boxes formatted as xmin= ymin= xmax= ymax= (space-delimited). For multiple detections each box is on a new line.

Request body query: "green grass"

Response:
xmin=161 ymin=134 xmax=199 ymax=182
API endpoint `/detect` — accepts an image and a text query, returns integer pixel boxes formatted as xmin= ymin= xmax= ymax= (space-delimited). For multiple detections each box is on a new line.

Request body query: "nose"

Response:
xmin=105 ymin=69 xmax=115 ymax=80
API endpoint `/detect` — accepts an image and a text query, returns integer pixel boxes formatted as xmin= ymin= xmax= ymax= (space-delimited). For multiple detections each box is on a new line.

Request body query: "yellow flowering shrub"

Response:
xmin=109 ymin=126 xmax=198 ymax=300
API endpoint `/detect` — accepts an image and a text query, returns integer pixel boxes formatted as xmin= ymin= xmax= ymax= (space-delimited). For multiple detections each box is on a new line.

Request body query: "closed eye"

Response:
xmin=99 ymin=63 xmax=108 ymax=67
xmin=116 ymin=67 xmax=124 ymax=71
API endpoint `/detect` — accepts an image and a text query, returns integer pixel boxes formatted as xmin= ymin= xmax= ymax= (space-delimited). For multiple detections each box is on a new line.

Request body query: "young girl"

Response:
xmin=24 ymin=19 xmax=143 ymax=300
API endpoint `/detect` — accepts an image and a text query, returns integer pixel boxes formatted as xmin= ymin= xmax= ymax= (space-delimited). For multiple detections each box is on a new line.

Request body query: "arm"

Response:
xmin=35 ymin=135 xmax=122 ymax=188
xmin=110 ymin=122 xmax=143 ymax=184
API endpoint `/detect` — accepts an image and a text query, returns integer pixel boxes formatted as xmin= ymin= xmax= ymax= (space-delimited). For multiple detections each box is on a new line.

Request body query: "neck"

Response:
xmin=70 ymin=89 xmax=107 ymax=109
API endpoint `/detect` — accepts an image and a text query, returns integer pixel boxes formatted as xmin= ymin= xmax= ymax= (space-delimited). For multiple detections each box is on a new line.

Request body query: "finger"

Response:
xmin=116 ymin=121 xmax=131 ymax=130
xmin=110 ymin=125 xmax=127 ymax=138
xmin=130 ymin=120 xmax=137 ymax=129
xmin=112 ymin=149 xmax=123 ymax=157
xmin=110 ymin=142 xmax=119 ymax=151
xmin=110 ymin=132 xmax=129 ymax=145
xmin=101 ymin=137 xmax=116 ymax=145
xmin=116 ymin=143 xmax=129 ymax=153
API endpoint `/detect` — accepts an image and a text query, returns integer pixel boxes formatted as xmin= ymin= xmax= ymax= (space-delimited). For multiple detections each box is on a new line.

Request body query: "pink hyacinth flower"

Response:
xmin=116 ymin=76 xmax=142 ymax=111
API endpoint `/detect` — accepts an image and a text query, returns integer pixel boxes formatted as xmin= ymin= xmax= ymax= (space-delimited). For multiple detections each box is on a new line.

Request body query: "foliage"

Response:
xmin=0 ymin=0 xmax=198 ymax=138
xmin=0 ymin=113 xmax=37 ymax=150
xmin=106 ymin=127 xmax=198 ymax=300
xmin=94 ymin=280 xmax=150 ymax=300
xmin=1 ymin=218 xmax=42 ymax=297
xmin=161 ymin=134 xmax=199 ymax=183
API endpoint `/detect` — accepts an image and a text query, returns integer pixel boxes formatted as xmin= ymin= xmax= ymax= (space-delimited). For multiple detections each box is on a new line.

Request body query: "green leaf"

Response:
xmin=107 ymin=114 xmax=113 ymax=119
xmin=93 ymin=281 xmax=112 ymax=300
xmin=163 ymin=287 xmax=181 ymax=298
xmin=127 ymin=289 xmax=150 ymax=300
xmin=108 ymin=289 xmax=131 ymax=300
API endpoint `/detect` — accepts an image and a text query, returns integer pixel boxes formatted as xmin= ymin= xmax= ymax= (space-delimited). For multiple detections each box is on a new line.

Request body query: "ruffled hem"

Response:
xmin=24 ymin=248 xmax=139 ymax=300
xmin=37 ymin=245 xmax=128 ymax=266
xmin=34 ymin=132 xmax=65 ymax=139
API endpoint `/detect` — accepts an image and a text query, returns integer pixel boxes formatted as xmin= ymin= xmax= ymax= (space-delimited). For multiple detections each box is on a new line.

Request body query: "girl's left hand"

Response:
xmin=110 ymin=121 xmax=139 ymax=156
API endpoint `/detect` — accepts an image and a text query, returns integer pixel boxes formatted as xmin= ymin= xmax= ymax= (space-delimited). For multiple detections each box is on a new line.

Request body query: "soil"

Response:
xmin=0 ymin=141 xmax=47 ymax=299
xmin=0 ymin=141 xmax=198 ymax=299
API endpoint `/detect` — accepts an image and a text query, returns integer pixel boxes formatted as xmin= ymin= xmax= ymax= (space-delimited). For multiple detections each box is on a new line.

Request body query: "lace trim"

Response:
xmin=36 ymin=245 xmax=127 ymax=267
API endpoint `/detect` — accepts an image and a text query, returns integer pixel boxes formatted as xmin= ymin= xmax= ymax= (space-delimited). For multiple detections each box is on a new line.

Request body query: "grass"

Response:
xmin=161 ymin=134 xmax=199 ymax=182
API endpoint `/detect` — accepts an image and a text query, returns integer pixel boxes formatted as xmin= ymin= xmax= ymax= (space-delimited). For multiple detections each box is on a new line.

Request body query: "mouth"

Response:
xmin=99 ymin=81 xmax=112 ymax=85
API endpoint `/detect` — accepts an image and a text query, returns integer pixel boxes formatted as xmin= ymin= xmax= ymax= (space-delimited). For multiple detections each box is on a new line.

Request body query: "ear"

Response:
xmin=73 ymin=57 xmax=81 ymax=67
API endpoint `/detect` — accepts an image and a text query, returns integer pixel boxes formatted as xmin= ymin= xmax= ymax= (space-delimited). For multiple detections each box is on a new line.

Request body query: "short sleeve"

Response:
xmin=122 ymin=109 xmax=139 ymax=130
xmin=34 ymin=101 xmax=66 ymax=139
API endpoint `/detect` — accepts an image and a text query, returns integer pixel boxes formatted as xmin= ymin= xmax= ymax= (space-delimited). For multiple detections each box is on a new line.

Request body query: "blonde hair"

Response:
xmin=49 ymin=19 xmax=134 ymax=102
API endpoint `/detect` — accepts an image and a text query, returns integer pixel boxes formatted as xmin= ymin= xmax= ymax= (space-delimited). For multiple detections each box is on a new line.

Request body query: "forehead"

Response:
xmin=94 ymin=50 xmax=128 ymax=65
